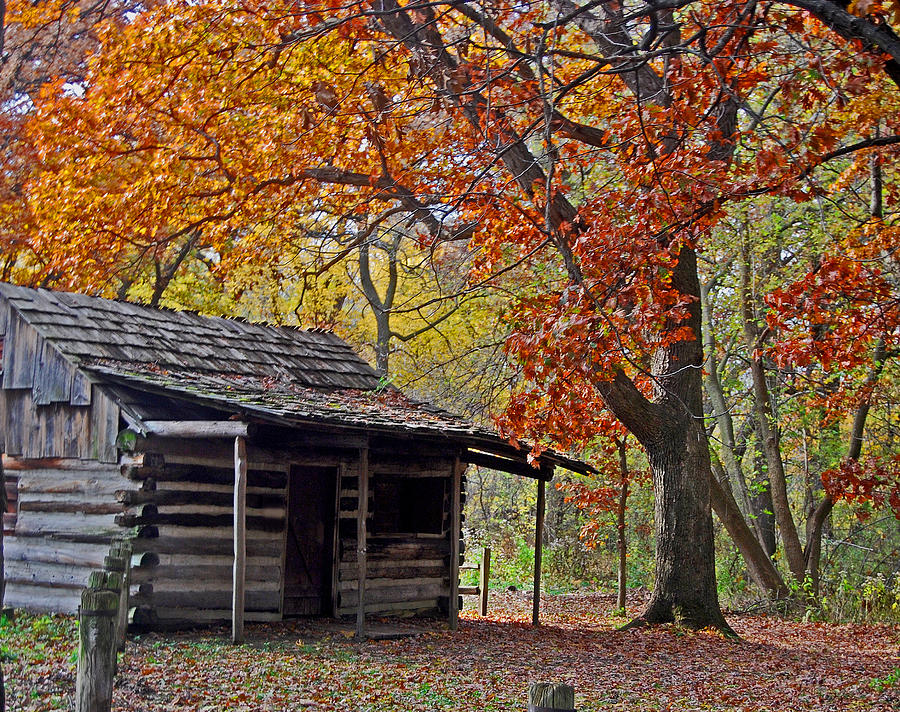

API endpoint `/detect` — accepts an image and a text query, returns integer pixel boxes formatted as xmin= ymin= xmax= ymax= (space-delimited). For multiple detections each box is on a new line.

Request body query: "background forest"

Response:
xmin=0 ymin=0 xmax=898 ymax=625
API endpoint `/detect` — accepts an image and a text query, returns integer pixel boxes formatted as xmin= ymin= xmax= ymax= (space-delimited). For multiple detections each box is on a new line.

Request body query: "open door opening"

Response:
xmin=283 ymin=465 xmax=337 ymax=616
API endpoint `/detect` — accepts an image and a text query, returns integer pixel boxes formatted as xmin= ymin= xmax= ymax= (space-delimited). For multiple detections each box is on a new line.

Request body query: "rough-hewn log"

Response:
xmin=141 ymin=421 xmax=255 ymax=439
xmin=121 ymin=463 xmax=287 ymax=489
xmin=3 ymin=560 xmax=93 ymax=589
xmin=3 ymin=538 xmax=109 ymax=567
xmin=2 ymin=582 xmax=83 ymax=613
xmin=116 ymin=489 xmax=284 ymax=508
xmin=131 ymin=563 xmax=280 ymax=584
xmin=356 ymin=446 xmax=369 ymax=638
xmin=130 ymin=536 xmax=282 ymax=558
xmin=528 ymin=682 xmax=575 ymax=711
xmin=132 ymin=589 xmax=281 ymax=611
xmin=132 ymin=607 xmax=282 ymax=629
xmin=480 ymin=547 xmax=491 ymax=617
xmin=337 ymin=598 xmax=439 ymax=616
xmin=107 ymin=542 xmax=132 ymax=651
xmin=18 ymin=501 xmax=123 ymax=514
xmin=115 ymin=512 xmax=283 ymax=531
xmin=233 ymin=435 xmax=247 ymax=644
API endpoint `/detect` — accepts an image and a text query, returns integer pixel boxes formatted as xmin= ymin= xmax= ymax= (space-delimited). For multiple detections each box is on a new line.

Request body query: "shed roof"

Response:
xmin=0 ymin=282 xmax=592 ymax=476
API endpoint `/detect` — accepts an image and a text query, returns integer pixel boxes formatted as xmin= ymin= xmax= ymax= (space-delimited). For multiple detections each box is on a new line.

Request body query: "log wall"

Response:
xmin=2 ymin=457 xmax=131 ymax=613
xmin=1 ymin=421 xmax=467 ymax=626
xmin=121 ymin=449 xmax=289 ymax=629
xmin=335 ymin=451 xmax=459 ymax=617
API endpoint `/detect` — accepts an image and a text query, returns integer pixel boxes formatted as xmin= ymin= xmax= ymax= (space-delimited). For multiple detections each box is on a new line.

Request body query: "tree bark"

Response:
xmin=739 ymin=246 xmax=807 ymax=583
xmin=709 ymin=452 xmax=789 ymax=598
xmin=616 ymin=439 xmax=628 ymax=613
xmin=601 ymin=249 xmax=732 ymax=632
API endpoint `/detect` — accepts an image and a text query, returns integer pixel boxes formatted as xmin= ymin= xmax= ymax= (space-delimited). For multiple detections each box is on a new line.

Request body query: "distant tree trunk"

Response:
xmin=358 ymin=234 xmax=399 ymax=376
xmin=739 ymin=245 xmax=807 ymax=583
xmin=615 ymin=439 xmax=628 ymax=612
xmin=749 ymin=448 xmax=777 ymax=558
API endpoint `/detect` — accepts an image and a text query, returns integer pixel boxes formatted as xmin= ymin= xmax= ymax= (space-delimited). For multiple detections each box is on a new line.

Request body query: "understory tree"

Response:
xmin=6 ymin=0 xmax=900 ymax=629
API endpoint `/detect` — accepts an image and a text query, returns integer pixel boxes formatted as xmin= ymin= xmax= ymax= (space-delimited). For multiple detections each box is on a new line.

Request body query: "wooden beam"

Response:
xmin=355 ymin=445 xmax=369 ymax=639
xmin=232 ymin=435 xmax=247 ymax=644
xmin=449 ymin=457 xmax=462 ymax=631
xmin=533 ymin=477 xmax=545 ymax=626
xmin=463 ymin=450 xmax=553 ymax=480
xmin=330 ymin=464 xmax=343 ymax=618
xmin=142 ymin=421 xmax=254 ymax=439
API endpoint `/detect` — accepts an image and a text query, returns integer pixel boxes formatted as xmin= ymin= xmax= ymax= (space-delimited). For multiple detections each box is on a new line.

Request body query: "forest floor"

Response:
xmin=4 ymin=591 xmax=899 ymax=711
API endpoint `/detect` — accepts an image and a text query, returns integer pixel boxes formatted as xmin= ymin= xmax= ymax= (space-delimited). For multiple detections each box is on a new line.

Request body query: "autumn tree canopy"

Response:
xmin=4 ymin=0 xmax=899 ymax=627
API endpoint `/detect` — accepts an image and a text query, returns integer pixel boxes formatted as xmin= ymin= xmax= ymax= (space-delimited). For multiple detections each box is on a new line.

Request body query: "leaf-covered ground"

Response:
xmin=4 ymin=592 xmax=899 ymax=711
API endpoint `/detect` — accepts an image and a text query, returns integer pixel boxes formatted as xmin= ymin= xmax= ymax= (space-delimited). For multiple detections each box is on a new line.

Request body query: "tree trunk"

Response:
xmin=708 ymin=453 xmax=789 ymax=598
xmin=616 ymin=439 xmax=628 ymax=613
xmin=639 ymin=418 xmax=731 ymax=629
xmin=739 ymin=247 xmax=807 ymax=582
xmin=601 ymin=248 xmax=732 ymax=633
xmin=749 ymin=448 xmax=777 ymax=558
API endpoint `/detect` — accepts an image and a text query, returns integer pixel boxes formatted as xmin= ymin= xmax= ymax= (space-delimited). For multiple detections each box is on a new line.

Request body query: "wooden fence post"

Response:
xmin=106 ymin=542 xmax=133 ymax=650
xmin=76 ymin=588 xmax=119 ymax=712
xmin=528 ymin=682 xmax=575 ymax=711
xmin=479 ymin=547 xmax=491 ymax=617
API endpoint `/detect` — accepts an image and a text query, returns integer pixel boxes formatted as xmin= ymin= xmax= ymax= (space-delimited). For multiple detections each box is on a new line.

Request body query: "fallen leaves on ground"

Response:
xmin=5 ymin=592 xmax=899 ymax=711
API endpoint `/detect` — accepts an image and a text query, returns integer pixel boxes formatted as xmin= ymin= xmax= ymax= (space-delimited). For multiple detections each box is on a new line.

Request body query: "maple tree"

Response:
xmin=5 ymin=0 xmax=900 ymax=630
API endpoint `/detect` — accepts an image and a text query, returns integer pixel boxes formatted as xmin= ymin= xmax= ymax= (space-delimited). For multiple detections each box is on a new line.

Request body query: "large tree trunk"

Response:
xmin=601 ymin=248 xmax=732 ymax=632
xmin=642 ymin=418 xmax=730 ymax=629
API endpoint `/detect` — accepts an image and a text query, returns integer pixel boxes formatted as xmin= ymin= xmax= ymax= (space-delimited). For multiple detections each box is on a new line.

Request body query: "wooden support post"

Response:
xmin=233 ymin=435 xmax=247 ymax=644
xmin=356 ymin=445 xmax=369 ymax=639
xmin=449 ymin=458 xmax=462 ymax=630
xmin=528 ymin=682 xmax=575 ymax=711
xmin=76 ymin=588 xmax=119 ymax=712
xmin=479 ymin=547 xmax=491 ymax=617
xmin=533 ymin=477 xmax=546 ymax=626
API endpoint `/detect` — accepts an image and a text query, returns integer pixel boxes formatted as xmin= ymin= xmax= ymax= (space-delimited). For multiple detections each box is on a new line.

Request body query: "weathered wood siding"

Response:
xmin=0 ymin=305 xmax=120 ymax=463
xmin=335 ymin=452 xmax=457 ymax=617
xmin=122 ymin=447 xmax=289 ymax=628
xmin=2 ymin=457 xmax=131 ymax=613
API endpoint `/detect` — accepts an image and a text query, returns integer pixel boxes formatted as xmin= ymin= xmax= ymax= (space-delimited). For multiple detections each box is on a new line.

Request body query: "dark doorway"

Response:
xmin=283 ymin=465 xmax=337 ymax=616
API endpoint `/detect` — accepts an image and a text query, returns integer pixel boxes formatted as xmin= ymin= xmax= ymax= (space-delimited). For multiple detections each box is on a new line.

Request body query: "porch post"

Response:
xmin=356 ymin=445 xmax=369 ymax=638
xmin=232 ymin=435 xmax=247 ymax=643
xmin=449 ymin=457 xmax=462 ymax=630
xmin=532 ymin=476 xmax=546 ymax=626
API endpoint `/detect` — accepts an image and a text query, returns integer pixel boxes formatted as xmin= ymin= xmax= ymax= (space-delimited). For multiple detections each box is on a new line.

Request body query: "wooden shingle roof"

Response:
xmin=0 ymin=282 xmax=594 ymax=476
xmin=0 ymin=282 xmax=380 ymax=390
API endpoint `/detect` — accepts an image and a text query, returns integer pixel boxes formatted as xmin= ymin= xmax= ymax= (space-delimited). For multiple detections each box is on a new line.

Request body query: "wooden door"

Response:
xmin=283 ymin=465 xmax=337 ymax=616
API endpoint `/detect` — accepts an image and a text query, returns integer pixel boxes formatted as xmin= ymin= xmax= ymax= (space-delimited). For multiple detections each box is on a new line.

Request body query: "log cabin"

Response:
xmin=0 ymin=282 xmax=590 ymax=631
